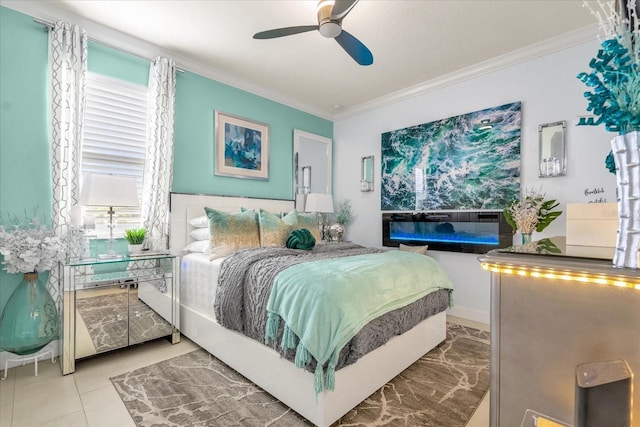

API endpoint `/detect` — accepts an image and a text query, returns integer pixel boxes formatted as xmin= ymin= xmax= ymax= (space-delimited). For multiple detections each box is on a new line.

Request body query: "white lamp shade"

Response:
xmin=304 ymin=193 xmax=334 ymax=213
xmin=80 ymin=173 xmax=140 ymax=207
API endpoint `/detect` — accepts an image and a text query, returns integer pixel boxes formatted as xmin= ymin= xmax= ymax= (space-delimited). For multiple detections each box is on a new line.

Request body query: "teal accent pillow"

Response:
xmin=205 ymin=207 xmax=260 ymax=253
xmin=286 ymin=228 xmax=316 ymax=250
xmin=259 ymin=209 xmax=298 ymax=247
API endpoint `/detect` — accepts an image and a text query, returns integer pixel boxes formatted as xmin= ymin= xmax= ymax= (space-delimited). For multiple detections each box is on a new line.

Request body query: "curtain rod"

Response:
xmin=33 ymin=18 xmax=184 ymax=73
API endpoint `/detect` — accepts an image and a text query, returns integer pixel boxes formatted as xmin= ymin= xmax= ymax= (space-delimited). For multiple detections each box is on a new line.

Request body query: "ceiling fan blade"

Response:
xmin=253 ymin=25 xmax=318 ymax=39
xmin=335 ymin=30 xmax=373 ymax=66
xmin=330 ymin=0 xmax=359 ymax=21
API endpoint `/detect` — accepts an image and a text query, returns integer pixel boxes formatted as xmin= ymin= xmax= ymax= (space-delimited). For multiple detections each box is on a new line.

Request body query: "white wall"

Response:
xmin=333 ymin=38 xmax=617 ymax=324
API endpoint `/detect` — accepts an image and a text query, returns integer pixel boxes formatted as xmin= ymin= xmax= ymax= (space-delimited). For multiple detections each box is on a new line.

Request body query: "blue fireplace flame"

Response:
xmin=390 ymin=221 xmax=500 ymax=246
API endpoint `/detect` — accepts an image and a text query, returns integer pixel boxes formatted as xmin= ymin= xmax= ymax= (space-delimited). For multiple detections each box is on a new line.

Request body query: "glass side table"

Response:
xmin=59 ymin=253 xmax=180 ymax=374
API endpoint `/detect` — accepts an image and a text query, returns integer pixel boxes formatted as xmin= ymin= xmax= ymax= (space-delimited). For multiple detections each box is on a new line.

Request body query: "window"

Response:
xmin=82 ymin=72 xmax=148 ymax=237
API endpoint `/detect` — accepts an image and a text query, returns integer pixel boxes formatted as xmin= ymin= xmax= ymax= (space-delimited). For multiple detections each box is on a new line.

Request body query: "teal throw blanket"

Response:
xmin=264 ymin=250 xmax=454 ymax=394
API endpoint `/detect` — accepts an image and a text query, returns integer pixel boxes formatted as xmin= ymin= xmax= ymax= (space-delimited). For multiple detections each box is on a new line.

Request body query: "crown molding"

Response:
xmin=332 ymin=24 xmax=599 ymax=121
xmin=2 ymin=2 xmax=599 ymax=123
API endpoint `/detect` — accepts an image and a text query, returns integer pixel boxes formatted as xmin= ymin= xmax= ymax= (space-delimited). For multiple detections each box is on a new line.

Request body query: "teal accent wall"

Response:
xmin=88 ymin=41 xmax=149 ymax=86
xmin=173 ymin=72 xmax=332 ymax=199
xmin=0 ymin=7 xmax=50 ymax=305
xmin=0 ymin=6 xmax=332 ymax=309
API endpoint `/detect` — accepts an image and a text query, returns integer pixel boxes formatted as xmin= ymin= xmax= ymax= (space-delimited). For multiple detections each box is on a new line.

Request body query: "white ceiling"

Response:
xmin=4 ymin=1 xmax=600 ymax=119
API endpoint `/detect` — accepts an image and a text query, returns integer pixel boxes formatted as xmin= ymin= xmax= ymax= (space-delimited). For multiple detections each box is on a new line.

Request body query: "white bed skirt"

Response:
xmin=180 ymin=303 xmax=446 ymax=427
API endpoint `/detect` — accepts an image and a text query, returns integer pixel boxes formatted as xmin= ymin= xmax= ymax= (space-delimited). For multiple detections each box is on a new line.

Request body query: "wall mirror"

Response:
xmin=361 ymin=155 xmax=374 ymax=191
xmin=538 ymin=121 xmax=566 ymax=177
xmin=293 ymin=130 xmax=332 ymax=209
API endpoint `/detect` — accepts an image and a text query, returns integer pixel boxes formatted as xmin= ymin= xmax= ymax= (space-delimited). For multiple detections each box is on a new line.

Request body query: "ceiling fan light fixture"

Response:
xmin=319 ymin=21 xmax=342 ymax=38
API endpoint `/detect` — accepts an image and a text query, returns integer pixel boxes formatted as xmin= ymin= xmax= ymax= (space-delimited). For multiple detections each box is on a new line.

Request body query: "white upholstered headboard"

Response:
xmin=169 ymin=193 xmax=294 ymax=254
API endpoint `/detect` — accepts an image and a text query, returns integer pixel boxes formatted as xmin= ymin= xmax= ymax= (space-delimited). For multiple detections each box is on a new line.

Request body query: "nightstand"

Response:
xmin=59 ymin=253 xmax=180 ymax=375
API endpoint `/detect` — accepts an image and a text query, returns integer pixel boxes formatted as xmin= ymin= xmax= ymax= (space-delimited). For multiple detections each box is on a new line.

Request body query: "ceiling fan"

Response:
xmin=253 ymin=0 xmax=373 ymax=66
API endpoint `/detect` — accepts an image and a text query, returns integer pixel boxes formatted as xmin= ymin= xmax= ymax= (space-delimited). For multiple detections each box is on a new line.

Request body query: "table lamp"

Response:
xmin=80 ymin=173 xmax=140 ymax=259
xmin=304 ymin=193 xmax=334 ymax=241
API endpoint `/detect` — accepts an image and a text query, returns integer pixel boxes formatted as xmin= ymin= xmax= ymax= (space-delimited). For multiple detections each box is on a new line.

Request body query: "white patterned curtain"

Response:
xmin=142 ymin=57 xmax=176 ymax=250
xmin=48 ymin=22 xmax=88 ymax=300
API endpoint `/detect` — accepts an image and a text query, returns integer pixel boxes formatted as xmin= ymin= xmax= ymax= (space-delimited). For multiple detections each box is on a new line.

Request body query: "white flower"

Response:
xmin=0 ymin=217 xmax=66 ymax=274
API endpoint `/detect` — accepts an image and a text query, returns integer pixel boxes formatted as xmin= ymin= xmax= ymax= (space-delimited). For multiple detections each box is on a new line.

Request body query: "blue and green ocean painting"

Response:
xmin=224 ymin=123 xmax=262 ymax=171
xmin=381 ymin=102 xmax=521 ymax=210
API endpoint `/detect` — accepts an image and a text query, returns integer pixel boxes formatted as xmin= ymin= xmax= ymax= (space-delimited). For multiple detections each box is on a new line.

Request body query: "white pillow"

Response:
xmin=189 ymin=215 xmax=208 ymax=228
xmin=190 ymin=228 xmax=210 ymax=241
xmin=183 ymin=240 xmax=209 ymax=253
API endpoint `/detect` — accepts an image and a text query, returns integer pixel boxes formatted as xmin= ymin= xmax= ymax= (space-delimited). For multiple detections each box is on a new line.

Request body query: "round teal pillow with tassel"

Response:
xmin=286 ymin=228 xmax=316 ymax=250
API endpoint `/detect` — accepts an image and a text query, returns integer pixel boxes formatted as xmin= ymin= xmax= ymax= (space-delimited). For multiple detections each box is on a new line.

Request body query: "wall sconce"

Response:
xmin=575 ymin=359 xmax=633 ymax=427
xmin=539 ymin=121 xmax=566 ymax=177
xmin=361 ymin=155 xmax=374 ymax=192
xmin=301 ymin=166 xmax=311 ymax=194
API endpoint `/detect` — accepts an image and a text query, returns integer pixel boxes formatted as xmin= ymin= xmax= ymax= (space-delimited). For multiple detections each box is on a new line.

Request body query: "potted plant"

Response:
xmin=503 ymin=190 xmax=562 ymax=245
xmin=124 ymin=227 xmax=146 ymax=253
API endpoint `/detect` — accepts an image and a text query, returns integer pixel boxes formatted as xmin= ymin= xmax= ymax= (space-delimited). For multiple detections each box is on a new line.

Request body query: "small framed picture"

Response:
xmin=214 ymin=111 xmax=269 ymax=180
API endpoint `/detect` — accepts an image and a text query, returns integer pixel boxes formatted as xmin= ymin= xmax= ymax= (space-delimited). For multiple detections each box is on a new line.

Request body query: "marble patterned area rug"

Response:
xmin=111 ymin=323 xmax=489 ymax=427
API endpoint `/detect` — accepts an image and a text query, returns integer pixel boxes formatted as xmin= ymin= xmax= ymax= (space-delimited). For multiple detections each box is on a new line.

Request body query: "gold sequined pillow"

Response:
xmin=296 ymin=211 xmax=322 ymax=242
xmin=204 ymin=207 xmax=260 ymax=254
xmin=259 ymin=209 xmax=298 ymax=247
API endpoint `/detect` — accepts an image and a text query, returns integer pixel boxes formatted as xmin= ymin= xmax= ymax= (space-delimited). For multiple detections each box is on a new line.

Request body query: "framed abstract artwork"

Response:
xmin=214 ymin=111 xmax=269 ymax=180
xmin=381 ymin=101 xmax=521 ymax=210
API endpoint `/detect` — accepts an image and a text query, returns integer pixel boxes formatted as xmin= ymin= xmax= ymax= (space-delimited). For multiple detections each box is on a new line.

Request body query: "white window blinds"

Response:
xmin=82 ymin=72 xmax=148 ymax=237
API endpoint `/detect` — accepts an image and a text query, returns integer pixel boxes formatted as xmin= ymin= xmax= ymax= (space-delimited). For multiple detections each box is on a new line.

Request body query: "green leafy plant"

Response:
xmin=503 ymin=191 xmax=562 ymax=234
xmin=124 ymin=227 xmax=146 ymax=245
xmin=336 ymin=199 xmax=352 ymax=225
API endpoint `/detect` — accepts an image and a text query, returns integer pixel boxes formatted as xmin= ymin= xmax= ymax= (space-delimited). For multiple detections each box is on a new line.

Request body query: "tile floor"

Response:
xmin=0 ymin=316 xmax=490 ymax=427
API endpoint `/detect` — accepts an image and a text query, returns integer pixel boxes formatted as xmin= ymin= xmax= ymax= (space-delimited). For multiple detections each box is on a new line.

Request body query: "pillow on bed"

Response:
xmin=286 ymin=228 xmax=316 ymax=250
xmin=189 ymin=215 xmax=209 ymax=228
xmin=296 ymin=211 xmax=322 ymax=242
xmin=259 ymin=209 xmax=298 ymax=247
xmin=205 ymin=207 xmax=260 ymax=253
xmin=190 ymin=227 xmax=210 ymax=241
xmin=399 ymin=243 xmax=428 ymax=255
xmin=241 ymin=207 xmax=282 ymax=219
xmin=183 ymin=240 xmax=209 ymax=253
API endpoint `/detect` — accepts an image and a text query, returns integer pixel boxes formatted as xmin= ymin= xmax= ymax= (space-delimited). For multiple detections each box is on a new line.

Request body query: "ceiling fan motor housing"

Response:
xmin=317 ymin=1 xmax=342 ymax=38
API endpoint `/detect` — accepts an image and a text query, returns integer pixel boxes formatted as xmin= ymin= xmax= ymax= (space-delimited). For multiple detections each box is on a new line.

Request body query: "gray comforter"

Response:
xmin=214 ymin=242 xmax=451 ymax=370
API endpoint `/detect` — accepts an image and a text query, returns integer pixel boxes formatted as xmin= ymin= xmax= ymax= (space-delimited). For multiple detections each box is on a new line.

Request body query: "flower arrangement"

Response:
xmin=503 ymin=190 xmax=562 ymax=234
xmin=335 ymin=199 xmax=352 ymax=225
xmin=0 ymin=215 xmax=66 ymax=274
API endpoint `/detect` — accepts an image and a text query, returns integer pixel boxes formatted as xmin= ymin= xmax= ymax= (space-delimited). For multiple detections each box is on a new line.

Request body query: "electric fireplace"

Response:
xmin=382 ymin=211 xmax=512 ymax=254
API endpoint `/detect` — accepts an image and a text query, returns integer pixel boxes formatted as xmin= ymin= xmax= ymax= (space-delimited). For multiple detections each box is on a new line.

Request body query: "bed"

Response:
xmin=167 ymin=192 xmax=451 ymax=427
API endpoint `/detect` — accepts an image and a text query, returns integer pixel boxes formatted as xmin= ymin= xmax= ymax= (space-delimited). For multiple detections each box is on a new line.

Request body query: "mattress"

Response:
xmin=180 ymin=252 xmax=225 ymax=320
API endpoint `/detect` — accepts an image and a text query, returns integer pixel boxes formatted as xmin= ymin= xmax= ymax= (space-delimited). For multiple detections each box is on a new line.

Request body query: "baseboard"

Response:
xmin=447 ymin=306 xmax=490 ymax=326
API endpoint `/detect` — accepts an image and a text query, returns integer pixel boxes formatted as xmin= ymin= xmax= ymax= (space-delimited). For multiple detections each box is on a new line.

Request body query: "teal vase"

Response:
xmin=0 ymin=272 xmax=59 ymax=355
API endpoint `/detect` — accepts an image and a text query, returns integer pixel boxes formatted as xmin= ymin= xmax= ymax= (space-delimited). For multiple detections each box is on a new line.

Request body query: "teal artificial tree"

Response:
xmin=577 ymin=0 xmax=640 ymax=172
xmin=577 ymin=0 xmax=640 ymax=268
